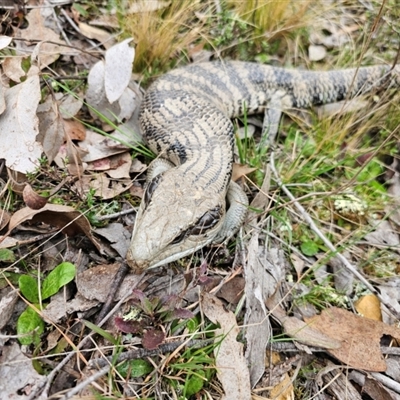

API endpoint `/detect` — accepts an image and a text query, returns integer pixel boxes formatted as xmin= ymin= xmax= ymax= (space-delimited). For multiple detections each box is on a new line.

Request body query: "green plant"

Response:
xmin=17 ymin=262 xmax=76 ymax=345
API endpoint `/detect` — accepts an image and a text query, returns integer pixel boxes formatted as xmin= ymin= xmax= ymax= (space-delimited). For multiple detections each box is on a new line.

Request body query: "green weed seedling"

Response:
xmin=17 ymin=262 xmax=76 ymax=345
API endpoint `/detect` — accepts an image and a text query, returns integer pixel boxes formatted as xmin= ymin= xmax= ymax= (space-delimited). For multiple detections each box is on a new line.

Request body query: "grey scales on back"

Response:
xmin=127 ymin=61 xmax=400 ymax=272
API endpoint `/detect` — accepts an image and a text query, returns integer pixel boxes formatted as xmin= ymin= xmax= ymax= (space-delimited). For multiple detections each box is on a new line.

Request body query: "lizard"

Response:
xmin=126 ymin=60 xmax=400 ymax=273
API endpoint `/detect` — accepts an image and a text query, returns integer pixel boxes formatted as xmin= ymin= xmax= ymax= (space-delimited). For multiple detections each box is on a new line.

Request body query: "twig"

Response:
xmin=94 ymin=262 xmax=132 ymax=325
xmin=89 ymin=338 xmax=215 ymax=369
xmin=60 ymin=365 xmax=110 ymax=400
xmin=269 ymin=151 xmax=400 ymax=321
xmin=96 ymin=208 xmax=137 ymax=221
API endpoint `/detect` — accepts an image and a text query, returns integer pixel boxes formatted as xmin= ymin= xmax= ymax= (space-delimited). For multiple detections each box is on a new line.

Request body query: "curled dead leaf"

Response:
xmin=4 ymin=203 xmax=100 ymax=250
xmin=23 ymin=184 xmax=48 ymax=210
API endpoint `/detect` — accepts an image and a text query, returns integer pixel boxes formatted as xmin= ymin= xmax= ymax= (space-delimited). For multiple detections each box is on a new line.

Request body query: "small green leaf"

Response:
xmin=184 ymin=370 xmax=206 ymax=397
xmin=117 ymin=359 xmax=153 ymax=378
xmin=19 ymin=275 xmax=40 ymax=303
xmin=0 ymin=249 xmax=15 ymax=262
xmin=42 ymin=262 xmax=76 ymax=300
xmin=17 ymin=305 xmax=45 ymax=345
xmin=300 ymin=240 xmax=319 ymax=257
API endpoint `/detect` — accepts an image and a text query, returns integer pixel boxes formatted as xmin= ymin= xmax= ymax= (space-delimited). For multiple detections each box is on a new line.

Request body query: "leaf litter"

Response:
xmin=0 ymin=1 xmax=400 ymax=400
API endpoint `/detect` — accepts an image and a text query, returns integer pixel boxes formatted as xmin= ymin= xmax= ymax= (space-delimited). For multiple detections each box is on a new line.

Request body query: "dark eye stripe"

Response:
xmin=144 ymin=174 xmax=163 ymax=208
xmin=189 ymin=207 xmax=221 ymax=236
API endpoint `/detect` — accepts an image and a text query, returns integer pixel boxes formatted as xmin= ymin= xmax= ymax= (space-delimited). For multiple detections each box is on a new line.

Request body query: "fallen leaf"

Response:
xmin=355 ymin=294 xmax=382 ymax=321
xmin=0 ymin=208 xmax=11 ymax=231
xmin=0 ymin=343 xmax=42 ymax=398
xmin=85 ymin=59 xmax=138 ymax=122
xmin=0 ymin=74 xmax=42 ymax=173
xmin=78 ymin=22 xmax=115 ymax=49
xmin=5 ymin=204 xmax=99 ymax=249
xmin=269 ymin=373 xmax=294 ymax=399
xmin=0 ymin=35 xmax=12 ymax=50
xmin=217 ymin=277 xmax=245 ymax=304
xmin=42 ymin=292 xmax=98 ymax=323
xmin=15 ymin=9 xmax=67 ymax=68
xmin=364 ymin=220 xmax=400 ymax=247
xmin=36 ymin=96 xmax=66 ymax=163
xmin=244 ymin=233 xmax=281 ymax=387
xmin=57 ymin=93 xmax=83 ymax=119
xmin=105 ymin=38 xmax=135 ymax=103
xmin=305 ymin=307 xmax=400 ymax=371
xmin=2 ymin=56 xmax=26 ymax=83
xmin=268 ymin=303 xmax=342 ymax=349
xmin=0 ymin=290 xmax=18 ymax=329
xmin=63 ymin=119 xmax=86 ymax=141
xmin=95 ymin=222 xmax=131 ymax=257
xmin=76 ymin=263 xmax=142 ymax=302
xmin=88 ymin=174 xmax=133 ymax=199
xmin=232 ymin=163 xmax=256 ymax=181
xmin=22 ymin=184 xmax=48 ymax=210
xmin=201 ymin=292 xmax=251 ymax=400
xmin=142 ymin=329 xmax=165 ymax=350
xmin=128 ymin=0 xmax=171 ymax=13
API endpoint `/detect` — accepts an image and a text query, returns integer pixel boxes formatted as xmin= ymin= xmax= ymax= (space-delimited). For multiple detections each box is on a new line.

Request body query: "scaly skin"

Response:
xmin=127 ymin=61 xmax=400 ymax=272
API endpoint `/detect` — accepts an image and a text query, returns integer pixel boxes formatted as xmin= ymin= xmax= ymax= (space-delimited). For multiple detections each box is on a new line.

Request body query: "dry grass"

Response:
xmin=227 ymin=0 xmax=313 ymax=36
xmin=122 ymin=0 xmax=212 ymax=73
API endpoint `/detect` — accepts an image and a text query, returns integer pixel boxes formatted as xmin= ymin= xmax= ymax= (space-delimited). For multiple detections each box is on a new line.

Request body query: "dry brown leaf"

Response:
xmin=244 ymin=233 xmax=281 ymax=387
xmin=76 ymin=263 xmax=142 ymax=302
xmin=15 ymin=9 xmax=66 ymax=68
xmin=201 ymin=292 xmax=251 ymax=400
xmin=2 ymin=56 xmax=26 ymax=83
xmin=0 ymin=208 xmax=11 ymax=231
xmin=5 ymin=203 xmax=99 ymax=249
xmin=217 ymin=277 xmax=245 ymax=304
xmin=232 ymin=163 xmax=256 ymax=181
xmin=22 ymin=184 xmax=48 ymax=210
xmin=63 ymin=119 xmax=86 ymax=141
xmin=269 ymin=373 xmax=294 ymax=400
xmin=36 ymin=97 xmax=65 ymax=163
xmin=354 ymin=294 xmax=382 ymax=321
xmin=78 ymin=22 xmax=115 ymax=49
xmin=268 ymin=303 xmax=342 ymax=349
xmin=88 ymin=174 xmax=133 ymax=199
xmin=305 ymin=307 xmax=400 ymax=371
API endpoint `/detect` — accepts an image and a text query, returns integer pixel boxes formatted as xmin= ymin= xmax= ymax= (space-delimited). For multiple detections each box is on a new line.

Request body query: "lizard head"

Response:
xmin=126 ymin=168 xmax=226 ymax=273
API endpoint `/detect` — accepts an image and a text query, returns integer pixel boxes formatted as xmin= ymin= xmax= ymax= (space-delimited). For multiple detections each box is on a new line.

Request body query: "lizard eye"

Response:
xmin=144 ymin=175 xmax=163 ymax=208
xmin=190 ymin=207 xmax=221 ymax=235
